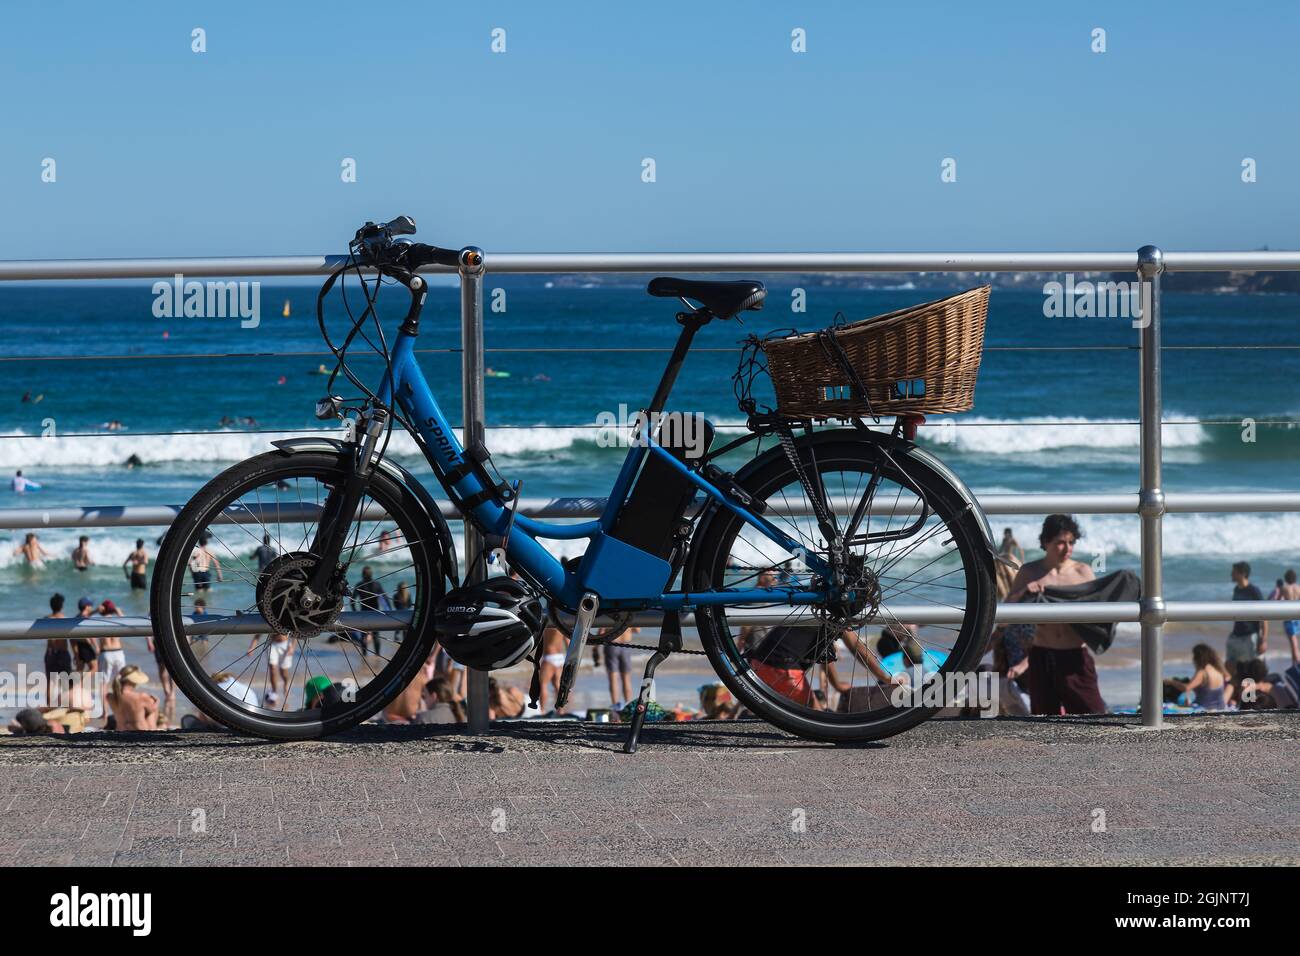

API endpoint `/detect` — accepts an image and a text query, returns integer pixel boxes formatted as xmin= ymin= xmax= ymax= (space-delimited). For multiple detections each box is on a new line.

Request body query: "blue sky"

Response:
xmin=2 ymin=0 xmax=1298 ymax=259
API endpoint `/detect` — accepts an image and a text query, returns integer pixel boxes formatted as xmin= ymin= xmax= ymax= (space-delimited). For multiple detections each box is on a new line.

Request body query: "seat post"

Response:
xmin=646 ymin=310 xmax=709 ymax=416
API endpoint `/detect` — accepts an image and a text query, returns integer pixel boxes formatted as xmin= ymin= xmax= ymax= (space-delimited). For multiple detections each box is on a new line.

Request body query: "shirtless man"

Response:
xmin=188 ymin=535 xmax=223 ymax=590
xmin=97 ymin=600 xmax=128 ymax=691
xmin=71 ymin=536 xmax=93 ymax=571
xmin=1004 ymin=514 xmax=1104 ymax=715
xmin=1279 ymin=569 xmax=1300 ymax=664
xmin=13 ymin=532 xmax=52 ymax=569
xmin=43 ymin=593 xmax=73 ymax=705
xmin=123 ymin=539 xmax=149 ymax=590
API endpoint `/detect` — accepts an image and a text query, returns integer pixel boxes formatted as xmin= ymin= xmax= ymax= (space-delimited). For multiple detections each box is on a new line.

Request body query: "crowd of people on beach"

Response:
xmin=7 ymin=505 xmax=1300 ymax=736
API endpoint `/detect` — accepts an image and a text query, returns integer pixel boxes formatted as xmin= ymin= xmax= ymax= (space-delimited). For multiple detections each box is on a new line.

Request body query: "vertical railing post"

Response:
xmin=1136 ymin=245 xmax=1166 ymax=728
xmin=459 ymin=246 xmax=491 ymax=733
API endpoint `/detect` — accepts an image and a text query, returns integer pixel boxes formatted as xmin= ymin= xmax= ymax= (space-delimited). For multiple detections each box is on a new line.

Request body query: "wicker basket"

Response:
xmin=762 ymin=285 xmax=990 ymax=419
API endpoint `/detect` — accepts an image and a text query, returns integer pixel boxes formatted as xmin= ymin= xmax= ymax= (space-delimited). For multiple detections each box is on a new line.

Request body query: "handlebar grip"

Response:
xmin=407 ymin=243 xmax=463 ymax=268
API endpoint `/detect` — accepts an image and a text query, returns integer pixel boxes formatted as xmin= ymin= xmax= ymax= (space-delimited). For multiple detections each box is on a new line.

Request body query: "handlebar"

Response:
xmin=353 ymin=216 xmax=473 ymax=272
xmin=403 ymin=242 xmax=464 ymax=269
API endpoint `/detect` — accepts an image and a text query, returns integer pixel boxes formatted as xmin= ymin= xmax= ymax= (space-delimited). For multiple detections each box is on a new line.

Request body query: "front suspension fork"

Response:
xmin=305 ymin=408 xmax=389 ymax=599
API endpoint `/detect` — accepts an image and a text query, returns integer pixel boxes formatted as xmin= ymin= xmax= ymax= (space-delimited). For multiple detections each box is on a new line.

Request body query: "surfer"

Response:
xmin=11 ymin=470 xmax=41 ymax=494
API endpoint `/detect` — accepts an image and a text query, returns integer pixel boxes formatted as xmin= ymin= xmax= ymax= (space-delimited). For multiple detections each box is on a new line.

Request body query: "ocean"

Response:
xmin=3 ymin=280 xmax=1299 ymax=714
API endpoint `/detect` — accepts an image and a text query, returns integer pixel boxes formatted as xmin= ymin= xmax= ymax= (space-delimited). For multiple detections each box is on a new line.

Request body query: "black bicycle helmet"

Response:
xmin=434 ymin=577 xmax=544 ymax=670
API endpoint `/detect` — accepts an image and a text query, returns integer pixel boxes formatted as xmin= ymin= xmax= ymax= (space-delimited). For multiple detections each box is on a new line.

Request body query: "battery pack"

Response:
xmin=609 ymin=415 xmax=715 ymax=561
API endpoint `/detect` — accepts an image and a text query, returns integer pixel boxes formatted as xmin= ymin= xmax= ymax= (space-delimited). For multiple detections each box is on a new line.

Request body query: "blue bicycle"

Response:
xmin=152 ymin=217 xmax=997 ymax=747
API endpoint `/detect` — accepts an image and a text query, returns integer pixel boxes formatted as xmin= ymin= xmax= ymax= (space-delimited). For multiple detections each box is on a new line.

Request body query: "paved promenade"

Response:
xmin=1 ymin=713 xmax=1296 ymax=866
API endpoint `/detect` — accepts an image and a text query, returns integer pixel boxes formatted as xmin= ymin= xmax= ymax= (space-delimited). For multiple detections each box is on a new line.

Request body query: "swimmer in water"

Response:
xmin=11 ymin=470 xmax=41 ymax=494
xmin=187 ymin=535 xmax=223 ymax=590
xmin=71 ymin=536 xmax=94 ymax=571
xmin=124 ymin=454 xmax=144 ymax=469
xmin=124 ymin=539 xmax=149 ymax=591
xmin=14 ymin=532 xmax=52 ymax=569
xmin=21 ymin=390 xmax=44 ymax=404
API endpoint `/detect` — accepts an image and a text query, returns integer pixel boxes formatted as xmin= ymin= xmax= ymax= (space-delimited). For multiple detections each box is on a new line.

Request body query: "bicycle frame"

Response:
xmin=374 ymin=326 xmax=834 ymax=614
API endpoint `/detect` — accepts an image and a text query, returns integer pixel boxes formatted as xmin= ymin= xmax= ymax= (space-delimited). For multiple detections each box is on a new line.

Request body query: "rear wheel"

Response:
xmin=689 ymin=436 xmax=995 ymax=742
xmin=150 ymin=451 xmax=445 ymax=739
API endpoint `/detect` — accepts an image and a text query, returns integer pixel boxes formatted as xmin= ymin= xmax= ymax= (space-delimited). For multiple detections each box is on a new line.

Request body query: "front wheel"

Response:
xmin=688 ymin=435 xmax=996 ymax=743
xmin=150 ymin=451 xmax=446 ymax=739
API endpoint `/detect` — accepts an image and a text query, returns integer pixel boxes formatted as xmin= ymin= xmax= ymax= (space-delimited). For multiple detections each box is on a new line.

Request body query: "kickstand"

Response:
xmin=623 ymin=610 xmax=682 ymax=754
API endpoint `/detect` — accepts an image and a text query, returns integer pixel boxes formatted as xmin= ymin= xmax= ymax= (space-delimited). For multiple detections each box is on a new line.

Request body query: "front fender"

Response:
xmin=270 ymin=438 xmax=459 ymax=588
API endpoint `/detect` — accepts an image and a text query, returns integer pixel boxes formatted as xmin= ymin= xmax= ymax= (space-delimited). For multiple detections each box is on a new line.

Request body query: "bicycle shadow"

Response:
xmin=0 ymin=719 xmax=888 ymax=754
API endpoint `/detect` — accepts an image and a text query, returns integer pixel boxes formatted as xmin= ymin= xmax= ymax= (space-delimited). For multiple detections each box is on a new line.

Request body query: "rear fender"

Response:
xmin=686 ymin=427 xmax=996 ymax=584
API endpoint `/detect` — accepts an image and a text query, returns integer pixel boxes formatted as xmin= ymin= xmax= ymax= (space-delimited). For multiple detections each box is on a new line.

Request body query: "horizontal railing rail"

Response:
xmin=6 ymin=601 xmax=1300 ymax=643
xmin=5 ymin=246 xmax=1300 ymax=728
xmin=6 ymin=250 xmax=1300 ymax=281
xmin=6 ymin=492 xmax=1300 ymax=532
xmin=0 ymin=611 xmax=408 ymax=641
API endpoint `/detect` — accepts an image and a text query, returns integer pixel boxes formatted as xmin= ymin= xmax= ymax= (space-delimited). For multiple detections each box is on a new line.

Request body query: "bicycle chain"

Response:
xmin=586 ymin=635 xmax=706 ymax=655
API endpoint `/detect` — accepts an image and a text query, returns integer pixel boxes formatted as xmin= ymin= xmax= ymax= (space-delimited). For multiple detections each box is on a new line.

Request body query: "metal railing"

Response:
xmin=5 ymin=246 xmax=1300 ymax=731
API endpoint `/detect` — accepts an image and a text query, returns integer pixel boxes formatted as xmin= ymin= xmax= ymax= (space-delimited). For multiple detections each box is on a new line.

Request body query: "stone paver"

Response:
xmin=0 ymin=712 xmax=1296 ymax=866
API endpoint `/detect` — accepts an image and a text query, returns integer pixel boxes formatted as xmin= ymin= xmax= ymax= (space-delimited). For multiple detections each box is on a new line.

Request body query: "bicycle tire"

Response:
xmin=688 ymin=435 xmax=996 ymax=743
xmin=150 ymin=450 xmax=444 ymax=739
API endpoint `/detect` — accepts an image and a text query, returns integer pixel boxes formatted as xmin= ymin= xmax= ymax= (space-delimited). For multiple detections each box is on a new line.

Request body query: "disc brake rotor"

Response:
xmin=255 ymin=553 xmax=345 ymax=639
xmin=824 ymin=555 xmax=881 ymax=628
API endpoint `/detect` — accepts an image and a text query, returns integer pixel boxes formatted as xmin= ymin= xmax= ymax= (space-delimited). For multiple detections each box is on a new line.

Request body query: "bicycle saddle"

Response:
xmin=647 ymin=277 xmax=765 ymax=318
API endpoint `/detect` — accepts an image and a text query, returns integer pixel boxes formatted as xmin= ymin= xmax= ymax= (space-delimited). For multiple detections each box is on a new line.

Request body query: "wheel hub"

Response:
xmin=255 ymin=553 xmax=345 ymax=638
xmin=825 ymin=554 xmax=881 ymax=626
